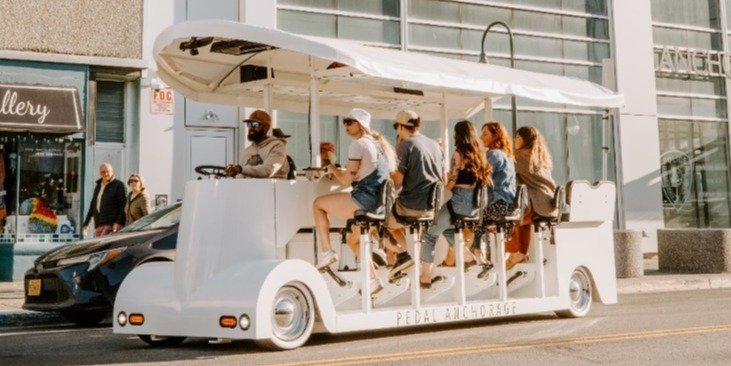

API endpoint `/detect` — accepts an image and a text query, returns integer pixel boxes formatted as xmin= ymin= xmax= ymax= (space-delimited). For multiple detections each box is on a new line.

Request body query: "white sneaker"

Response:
xmin=316 ymin=250 xmax=338 ymax=269
xmin=370 ymin=277 xmax=384 ymax=297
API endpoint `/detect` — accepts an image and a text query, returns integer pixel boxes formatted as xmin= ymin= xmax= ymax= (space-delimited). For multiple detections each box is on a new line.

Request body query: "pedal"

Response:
xmin=477 ymin=262 xmax=494 ymax=279
xmin=388 ymin=271 xmax=407 ymax=284
xmin=321 ymin=267 xmax=350 ymax=287
xmin=507 ymin=270 xmax=527 ymax=286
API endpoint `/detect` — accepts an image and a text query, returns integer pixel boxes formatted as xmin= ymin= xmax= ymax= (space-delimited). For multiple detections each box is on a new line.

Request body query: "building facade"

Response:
xmin=2 ymin=0 xmax=731 ymax=279
xmin=0 ymin=1 xmax=144 ymax=280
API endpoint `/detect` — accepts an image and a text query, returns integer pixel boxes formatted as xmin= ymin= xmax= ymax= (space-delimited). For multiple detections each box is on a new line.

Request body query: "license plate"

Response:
xmin=27 ymin=279 xmax=41 ymax=296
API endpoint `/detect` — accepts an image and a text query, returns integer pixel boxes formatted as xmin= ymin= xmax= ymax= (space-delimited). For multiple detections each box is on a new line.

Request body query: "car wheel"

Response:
xmin=555 ymin=267 xmax=592 ymax=318
xmin=138 ymin=335 xmax=186 ymax=347
xmin=254 ymin=282 xmax=315 ymax=351
xmin=60 ymin=310 xmax=109 ymax=326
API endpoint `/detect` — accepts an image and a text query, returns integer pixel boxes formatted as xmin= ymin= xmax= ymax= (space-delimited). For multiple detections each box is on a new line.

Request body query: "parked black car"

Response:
xmin=23 ymin=202 xmax=181 ymax=325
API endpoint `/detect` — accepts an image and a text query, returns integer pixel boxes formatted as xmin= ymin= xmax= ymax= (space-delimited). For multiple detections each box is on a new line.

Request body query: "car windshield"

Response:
xmin=118 ymin=203 xmax=182 ymax=232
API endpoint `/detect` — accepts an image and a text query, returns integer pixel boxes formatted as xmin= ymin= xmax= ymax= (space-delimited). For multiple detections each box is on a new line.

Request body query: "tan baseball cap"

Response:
xmin=395 ymin=109 xmax=419 ymax=127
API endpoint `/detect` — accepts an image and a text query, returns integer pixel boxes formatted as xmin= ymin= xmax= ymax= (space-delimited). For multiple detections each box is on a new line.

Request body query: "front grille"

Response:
xmin=25 ymin=275 xmax=71 ymax=304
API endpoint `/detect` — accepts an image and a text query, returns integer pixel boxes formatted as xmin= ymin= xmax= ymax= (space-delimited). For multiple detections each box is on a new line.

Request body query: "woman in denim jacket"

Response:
xmin=481 ymin=122 xmax=517 ymax=221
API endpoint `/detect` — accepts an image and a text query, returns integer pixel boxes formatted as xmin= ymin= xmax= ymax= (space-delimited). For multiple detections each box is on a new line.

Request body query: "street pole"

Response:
xmin=479 ymin=21 xmax=517 ymax=133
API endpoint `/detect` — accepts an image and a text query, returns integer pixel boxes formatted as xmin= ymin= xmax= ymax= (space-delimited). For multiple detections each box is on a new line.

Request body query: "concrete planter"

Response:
xmin=614 ymin=230 xmax=644 ymax=278
xmin=657 ymin=229 xmax=731 ymax=273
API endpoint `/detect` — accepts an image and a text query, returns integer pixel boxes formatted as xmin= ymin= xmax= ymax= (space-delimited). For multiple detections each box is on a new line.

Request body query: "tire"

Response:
xmin=60 ymin=310 xmax=109 ymax=326
xmin=138 ymin=335 xmax=186 ymax=347
xmin=555 ymin=267 xmax=593 ymax=318
xmin=254 ymin=282 xmax=315 ymax=351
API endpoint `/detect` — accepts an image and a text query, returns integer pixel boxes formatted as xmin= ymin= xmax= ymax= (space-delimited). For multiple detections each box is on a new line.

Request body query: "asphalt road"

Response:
xmin=1 ymin=289 xmax=730 ymax=365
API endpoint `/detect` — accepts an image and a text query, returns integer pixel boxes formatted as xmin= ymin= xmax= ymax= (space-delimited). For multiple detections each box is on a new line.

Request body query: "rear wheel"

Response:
xmin=138 ymin=335 xmax=186 ymax=347
xmin=555 ymin=267 xmax=592 ymax=318
xmin=254 ymin=282 xmax=315 ymax=351
xmin=60 ymin=310 xmax=109 ymax=326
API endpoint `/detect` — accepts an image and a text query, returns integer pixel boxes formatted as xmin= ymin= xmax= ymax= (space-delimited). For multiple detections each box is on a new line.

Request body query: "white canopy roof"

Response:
xmin=153 ymin=20 xmax=623 ymax=120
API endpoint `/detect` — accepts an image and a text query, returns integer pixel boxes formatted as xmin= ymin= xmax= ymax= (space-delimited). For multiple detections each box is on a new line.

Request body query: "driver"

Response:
xmin=225 ymin=110 xmax=290 ymax=179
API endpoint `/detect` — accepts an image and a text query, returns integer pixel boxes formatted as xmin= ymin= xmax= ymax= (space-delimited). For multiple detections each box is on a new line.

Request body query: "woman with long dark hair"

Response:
xmin=419 ymin=120 xmax=492 ymax=288
xmin=505 ymin=126 xmax=557 ymax=269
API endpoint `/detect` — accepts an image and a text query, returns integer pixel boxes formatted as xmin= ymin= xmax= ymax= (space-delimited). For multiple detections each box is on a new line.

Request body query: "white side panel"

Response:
xmin=174 ymin=179 xmax=277 ymax=302
xmin=114 ymin=260 xmax=336 ymax=338
xmin=568 ymin=181 xmax=616 ymax=222
xmin=555 ymin=221 xmax=617 ymax=304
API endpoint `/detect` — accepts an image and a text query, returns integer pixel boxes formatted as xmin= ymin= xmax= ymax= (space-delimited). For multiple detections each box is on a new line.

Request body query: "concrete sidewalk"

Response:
xmin=1 ymin=256 xmax=730 ymax=328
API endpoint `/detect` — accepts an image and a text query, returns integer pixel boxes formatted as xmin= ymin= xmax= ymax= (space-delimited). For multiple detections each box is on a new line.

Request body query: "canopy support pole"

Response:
xmin=440 ymin=94 xmax=449 ymax=171
xmin=264 ymin=52 xmax=274 ymax=125
xmin=309 ymin=57 xmax=321 ymax=167
xmin=484 ymin=98 xmax=493 ymax=123
xmin=602 ymin=109 xmax=611 ymax=180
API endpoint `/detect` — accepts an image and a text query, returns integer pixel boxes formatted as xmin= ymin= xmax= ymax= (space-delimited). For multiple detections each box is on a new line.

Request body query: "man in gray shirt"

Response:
xmin=385 ymin=109 xmax=444 ymax=279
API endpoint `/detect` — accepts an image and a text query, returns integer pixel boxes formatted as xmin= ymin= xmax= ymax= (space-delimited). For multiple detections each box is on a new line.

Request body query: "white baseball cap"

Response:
xmin=345 ymin=108 xmax=371 ymax=130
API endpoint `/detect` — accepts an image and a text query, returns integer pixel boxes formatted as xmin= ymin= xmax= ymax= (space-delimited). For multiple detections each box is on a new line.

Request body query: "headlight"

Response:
xmin=57 ymin=247 xmax=127 ymax=270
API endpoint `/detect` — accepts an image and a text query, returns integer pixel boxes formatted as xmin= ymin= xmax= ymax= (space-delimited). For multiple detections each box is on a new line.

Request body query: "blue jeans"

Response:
xmin=421 ymin=187 xmax=478 ymax=263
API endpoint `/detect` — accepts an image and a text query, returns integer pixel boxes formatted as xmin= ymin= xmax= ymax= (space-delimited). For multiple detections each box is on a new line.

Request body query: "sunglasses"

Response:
xmin=128 ymin=179 xmax=139 ymax=184
xmin=244 ymin=120 xmax=263 ymax=129
xmin=343 ymin=119 xmax=358 ymax=127
xmin=393 ymin=122 xmax=401 ymax=130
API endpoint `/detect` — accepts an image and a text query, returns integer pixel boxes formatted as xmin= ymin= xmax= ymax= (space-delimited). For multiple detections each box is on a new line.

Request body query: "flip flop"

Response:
xmin=420 ymin=275 xmax=445 ymax=289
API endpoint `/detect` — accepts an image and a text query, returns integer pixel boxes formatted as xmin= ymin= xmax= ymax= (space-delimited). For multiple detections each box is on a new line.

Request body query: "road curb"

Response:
xmin=0 ymin=311 xmax=65 ymax=328
xmin=617 ymin=274 xmax=731 ymax=294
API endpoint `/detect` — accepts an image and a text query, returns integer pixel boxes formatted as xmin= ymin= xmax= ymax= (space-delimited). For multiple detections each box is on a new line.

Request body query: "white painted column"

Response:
xmin=611 ymin=1 xmax=664 ymax=252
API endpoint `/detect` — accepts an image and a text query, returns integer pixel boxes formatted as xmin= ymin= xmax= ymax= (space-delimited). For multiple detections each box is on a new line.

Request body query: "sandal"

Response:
xmin=420 ymin=275 xmax=445 ymax=289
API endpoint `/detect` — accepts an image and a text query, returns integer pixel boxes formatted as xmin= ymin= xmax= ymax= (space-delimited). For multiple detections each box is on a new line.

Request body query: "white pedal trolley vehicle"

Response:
xmin=114 ymin=20 xmax=624 ymax=350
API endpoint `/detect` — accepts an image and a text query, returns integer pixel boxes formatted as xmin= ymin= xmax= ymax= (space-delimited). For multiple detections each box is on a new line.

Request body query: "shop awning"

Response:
xmin=0 ymin=83 xmax=83 ymax=133
xmin=153 ymin=20 xmax=624 ymax=120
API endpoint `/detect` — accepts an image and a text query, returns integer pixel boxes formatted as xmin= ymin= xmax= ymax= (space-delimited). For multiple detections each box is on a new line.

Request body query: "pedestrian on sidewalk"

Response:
xmin=125 ymin=173 xmax=150 ymax=225
xmin=83 ymin=163 xmax=126 ymax=237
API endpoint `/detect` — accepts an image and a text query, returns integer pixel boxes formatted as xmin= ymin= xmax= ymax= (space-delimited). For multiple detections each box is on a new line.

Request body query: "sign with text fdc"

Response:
xmin=0 ymin=83 xmax=83 ymax=133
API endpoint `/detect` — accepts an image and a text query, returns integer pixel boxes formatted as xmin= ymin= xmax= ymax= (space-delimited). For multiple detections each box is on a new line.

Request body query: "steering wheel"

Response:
xmin=194 ymin=165 xmax=229 ymax=178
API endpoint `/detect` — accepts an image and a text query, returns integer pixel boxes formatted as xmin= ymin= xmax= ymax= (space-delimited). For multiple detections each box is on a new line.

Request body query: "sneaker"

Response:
xmin=389 ymin=251 xmax=414 ymax=279
xmin=316 ymin=250 xmax=338 ymax=270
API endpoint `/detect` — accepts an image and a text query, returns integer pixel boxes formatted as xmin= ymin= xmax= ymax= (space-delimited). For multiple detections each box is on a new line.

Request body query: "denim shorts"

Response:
xmin=351 ymin=186 xmax=380 ymax=212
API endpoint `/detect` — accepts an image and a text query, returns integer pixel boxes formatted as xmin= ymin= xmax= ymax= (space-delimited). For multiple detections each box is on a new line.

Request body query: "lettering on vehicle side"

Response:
xmin=395 ymin=302 xmax=517 ymax=326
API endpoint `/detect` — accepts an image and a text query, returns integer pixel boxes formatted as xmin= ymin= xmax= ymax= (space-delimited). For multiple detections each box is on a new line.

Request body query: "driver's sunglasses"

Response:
xmin=244 ymin=119 xmax=262 ymax=129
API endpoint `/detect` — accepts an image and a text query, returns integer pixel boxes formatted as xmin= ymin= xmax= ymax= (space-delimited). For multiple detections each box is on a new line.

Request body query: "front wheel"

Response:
xmin=254 ymin=282 xmax=315 ymax=351
xmin=555 ymin=267 xmax=592 ymax=318
xmin=138 ymin=335 xmax=186 ymax=347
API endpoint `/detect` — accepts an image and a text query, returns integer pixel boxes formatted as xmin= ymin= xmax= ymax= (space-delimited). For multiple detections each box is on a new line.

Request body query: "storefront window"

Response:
xmin=659 ymin=119 xmax=731 ymax=228
xmin=0 ymin=135 xmax=82 ymax=244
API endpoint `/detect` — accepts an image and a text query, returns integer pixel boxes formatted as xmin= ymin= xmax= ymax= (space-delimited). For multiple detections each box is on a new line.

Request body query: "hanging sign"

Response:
xmin=151 ymin=88 xmax=174 ymax=115
xmin=0 ymin=83 xmax=82 ymax=133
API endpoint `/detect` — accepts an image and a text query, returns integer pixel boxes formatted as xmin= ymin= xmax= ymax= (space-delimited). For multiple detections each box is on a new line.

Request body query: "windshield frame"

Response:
xmin=118 ymin=202 xmax=182 ymax=232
